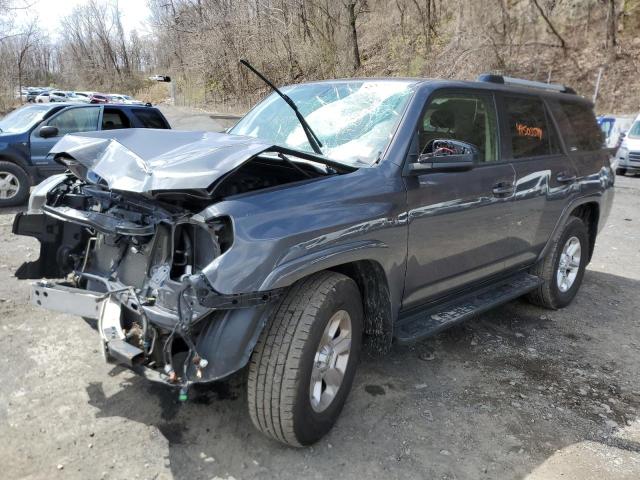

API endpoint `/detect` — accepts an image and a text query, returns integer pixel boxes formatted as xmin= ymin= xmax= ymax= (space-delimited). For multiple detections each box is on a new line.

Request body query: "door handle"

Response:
xmin=492 ymin=182 xmax=514 ymax=197
xmin=556 ymin=172 xmax=577 ymax=184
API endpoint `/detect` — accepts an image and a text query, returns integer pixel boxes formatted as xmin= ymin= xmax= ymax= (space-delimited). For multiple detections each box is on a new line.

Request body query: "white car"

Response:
xmin=69 ymin=92 xmax=91 ymax=103
xmin=108 ymin=94 xmax=145 ymax=105
xmin=615 ymin=113 xmax=640 ymax=176
xmin=149 ymin=74 xmax=171 ymax=82
xmin=35 ymin=92 xmax=51 ymax=103
xmin=49 ymin=91 xmax=74 ymax=102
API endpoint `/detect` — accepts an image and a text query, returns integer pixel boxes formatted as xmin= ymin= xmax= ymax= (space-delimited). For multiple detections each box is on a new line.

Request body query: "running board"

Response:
xmin=394 ymin=273 xmax=542 ymax=344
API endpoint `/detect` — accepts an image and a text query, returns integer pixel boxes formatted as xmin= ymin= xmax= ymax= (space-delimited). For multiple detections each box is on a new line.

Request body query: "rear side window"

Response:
xmin=131 ymin=108 xmax=168 ymax=129
xmin=102 ymin=109 xmax=131 ymax=130
xmin=504 ymin=96 xmax=560 ymax=159
xmin=549 ymin=100 xmax=603 ymax=151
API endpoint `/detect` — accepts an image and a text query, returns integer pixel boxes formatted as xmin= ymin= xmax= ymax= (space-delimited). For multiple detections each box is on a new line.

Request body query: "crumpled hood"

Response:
xmin=49 ymin=128 xmax=274 ymax=193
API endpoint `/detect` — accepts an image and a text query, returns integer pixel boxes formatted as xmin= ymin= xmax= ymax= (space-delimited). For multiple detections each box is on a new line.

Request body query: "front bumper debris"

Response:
xmin=31 ymin=281 xmax=103 ymax=319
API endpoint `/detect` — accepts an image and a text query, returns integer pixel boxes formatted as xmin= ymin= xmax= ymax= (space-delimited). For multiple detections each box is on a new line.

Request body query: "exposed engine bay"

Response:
xmin=14 ymin=148 xmax=342 ymax=393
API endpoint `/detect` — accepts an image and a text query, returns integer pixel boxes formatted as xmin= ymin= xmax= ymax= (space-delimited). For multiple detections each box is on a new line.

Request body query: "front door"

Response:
xmin=402 ymin=90 xmax=517 ymax=309
xmin=30 ymin=106 xmax=101 ymax=177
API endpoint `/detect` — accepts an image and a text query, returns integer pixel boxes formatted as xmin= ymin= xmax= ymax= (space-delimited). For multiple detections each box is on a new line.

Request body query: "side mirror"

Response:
xmin=408 ymin=139 xmax=478 ymax=174
xmin=38 ymin=125 xmax=59 ymax=138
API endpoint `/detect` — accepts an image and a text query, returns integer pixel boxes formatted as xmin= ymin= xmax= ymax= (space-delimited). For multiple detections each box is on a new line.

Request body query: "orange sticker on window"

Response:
xmin=516 ymin=123 xmax=543 ymax=141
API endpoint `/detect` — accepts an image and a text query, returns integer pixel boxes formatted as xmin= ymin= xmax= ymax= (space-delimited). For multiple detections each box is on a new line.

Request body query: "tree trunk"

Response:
xmin=347 ymin=0 xmax=361 ymax=71
xmin=606 ymin=0 xmax=617 ymax=48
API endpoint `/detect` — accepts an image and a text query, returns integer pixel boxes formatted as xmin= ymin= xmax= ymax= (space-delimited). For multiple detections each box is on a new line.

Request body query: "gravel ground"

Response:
xmin=1 ymin=164 xmax=639 ymax=478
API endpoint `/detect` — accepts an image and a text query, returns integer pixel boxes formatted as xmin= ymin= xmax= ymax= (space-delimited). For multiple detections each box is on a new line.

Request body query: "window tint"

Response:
xmin=420 ymin=92 xmax=499 ymax=162
xmin=549 ymin=100 xmax=603 ymax=151
xmin=48 ymin=107 xmax=100 ymax=136
xmin=504 ymin=96 xmax=560 ymax=159
xmin=132 ymin=108 xmax=168 ymax=129
xmin=102 ymin=109 xmax=130 ymax=130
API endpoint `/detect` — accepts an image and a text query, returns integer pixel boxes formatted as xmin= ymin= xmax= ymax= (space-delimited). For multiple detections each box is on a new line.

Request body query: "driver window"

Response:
xmin=48 ymin=107 xmax=100 ymax=137
xmin=420 ymin=93 xmax=498 ymax=162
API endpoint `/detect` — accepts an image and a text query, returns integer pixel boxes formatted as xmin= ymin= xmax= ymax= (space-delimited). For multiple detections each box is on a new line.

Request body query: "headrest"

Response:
xmin=430 ymin=109 xmax=455 ymax=130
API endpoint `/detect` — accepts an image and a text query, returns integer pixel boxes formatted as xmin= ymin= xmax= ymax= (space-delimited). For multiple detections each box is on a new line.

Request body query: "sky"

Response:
xmin=16 ymin=0 xmax=151 ymax=39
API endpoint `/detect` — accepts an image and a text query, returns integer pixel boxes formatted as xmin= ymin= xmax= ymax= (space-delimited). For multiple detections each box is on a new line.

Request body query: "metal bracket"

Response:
xmin=197 ymin=287 xmax=285 ymax=309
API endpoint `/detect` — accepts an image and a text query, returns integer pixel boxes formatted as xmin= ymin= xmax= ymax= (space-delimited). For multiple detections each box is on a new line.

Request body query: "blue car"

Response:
xmin=0 ymin=103 xmax=170 ymax=206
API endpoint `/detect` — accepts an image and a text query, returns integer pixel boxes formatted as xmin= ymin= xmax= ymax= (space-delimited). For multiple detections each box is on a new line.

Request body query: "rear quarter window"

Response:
xmin=102 ymin=109 xmax=131 ymax=130
xmin=549 ymin=100 xmax=603 ymax=152
xmin=131 ymin=108 xmax=169 ymax=129
xmin=504 ymin=96 xmax=561 ymax=159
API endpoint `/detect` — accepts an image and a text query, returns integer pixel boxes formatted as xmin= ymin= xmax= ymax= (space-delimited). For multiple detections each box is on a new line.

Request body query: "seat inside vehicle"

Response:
xmin=420 ymin=96 xmax=497 ymax=161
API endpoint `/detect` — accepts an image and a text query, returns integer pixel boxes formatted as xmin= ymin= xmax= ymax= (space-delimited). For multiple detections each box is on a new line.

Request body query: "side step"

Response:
xmin=394 ymin=273 xmax=542 ymax=344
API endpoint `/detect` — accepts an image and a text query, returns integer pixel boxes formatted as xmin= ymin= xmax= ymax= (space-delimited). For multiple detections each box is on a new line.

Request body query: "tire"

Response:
xmin=0 ymin=161 xmax=30 ymax=207
xmin=616 ymin=168 xmax=627 ymax=176
xmin=247 ymin=271 xmax=363 ymax=447
xmin=527 ymin=216 xmax=589 ymax=309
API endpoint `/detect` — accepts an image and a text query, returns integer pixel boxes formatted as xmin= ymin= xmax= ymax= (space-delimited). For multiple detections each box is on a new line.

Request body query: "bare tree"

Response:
xmin=15 ymin=21 xmax=37 ymax=103
xmin=531 ymin=0 xmax=567 ymax=53
xmin=345 ymin=0 xmax=362 ymax=71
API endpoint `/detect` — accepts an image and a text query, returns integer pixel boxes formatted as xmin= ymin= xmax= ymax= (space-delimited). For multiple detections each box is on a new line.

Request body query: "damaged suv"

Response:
xmin=13 ymin=72 xmax=613 ymax=447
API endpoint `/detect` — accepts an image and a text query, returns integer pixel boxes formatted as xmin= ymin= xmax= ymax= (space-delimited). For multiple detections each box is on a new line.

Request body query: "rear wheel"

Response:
xmin=247 ymin=271 xmax=363 ymax=446
xmin=0 ymin=161 xmax=30 ymax=207
xmin=616 ymin=168 xmax=627 ymax=176
xmin=527 ymin=216 xmax=588 ymax=309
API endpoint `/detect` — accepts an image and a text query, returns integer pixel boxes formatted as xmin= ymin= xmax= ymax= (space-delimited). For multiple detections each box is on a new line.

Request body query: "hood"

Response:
xmin=49 ymin=129 xmax=274 ymax=193
xmin=0 ymin=132 xmax=24 ymax=142
xmin=622 ymin=135 xmax=640 ymax=150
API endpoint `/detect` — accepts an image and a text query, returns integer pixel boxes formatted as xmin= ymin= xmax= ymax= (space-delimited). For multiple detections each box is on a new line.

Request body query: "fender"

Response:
xmin=259 ymin=239 xmax=389 ymax=291
xmin=536 ymin=191 xmax=608 ymax=263
xmin=0 ymin=151 xmax=37 ymax=183
xmin=190 ymin=305 xmax=274 ymax=382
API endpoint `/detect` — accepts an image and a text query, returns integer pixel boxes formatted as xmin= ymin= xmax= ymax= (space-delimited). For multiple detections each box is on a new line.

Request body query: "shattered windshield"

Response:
xmin=230 ymin=80 xmax=417 ymax=166
xmin=0 ymin=104 xmax=50 ymax=133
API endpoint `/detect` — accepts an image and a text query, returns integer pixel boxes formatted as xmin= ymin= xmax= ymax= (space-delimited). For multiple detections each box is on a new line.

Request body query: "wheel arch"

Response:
xmin=0 ymin=153 xmax=36 ymax=183
xmin=328 ymin=260 xmax=394 ymax=354
xmin=538 ymin=196 xmax=602 ymax=265
xmin=569 ymin=201 xmax=599 ymax=263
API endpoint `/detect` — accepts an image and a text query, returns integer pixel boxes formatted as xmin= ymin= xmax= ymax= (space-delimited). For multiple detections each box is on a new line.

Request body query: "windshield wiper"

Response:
xmin=240 ymin=59 xmax=323 ymax=155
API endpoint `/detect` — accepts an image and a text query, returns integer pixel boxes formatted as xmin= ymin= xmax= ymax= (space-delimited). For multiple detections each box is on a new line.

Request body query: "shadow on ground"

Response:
xmin=84 ymin=269 xmax=640 ymax=479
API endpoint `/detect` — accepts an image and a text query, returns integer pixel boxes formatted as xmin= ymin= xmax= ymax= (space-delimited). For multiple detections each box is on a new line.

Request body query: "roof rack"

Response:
xmin=477 ymin=73 xmax=576 ymax=94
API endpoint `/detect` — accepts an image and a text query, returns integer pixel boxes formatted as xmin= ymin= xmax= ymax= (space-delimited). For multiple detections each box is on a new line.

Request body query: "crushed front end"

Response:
xmin=14 ymin=173 xmax=282 ymax=391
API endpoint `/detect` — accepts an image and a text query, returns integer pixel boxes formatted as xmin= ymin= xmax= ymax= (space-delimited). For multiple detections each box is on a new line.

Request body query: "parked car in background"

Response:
xmin=27 ymin=90 xmax=45 ymax=103
xmin=35 ymin=92 xmax=50 ymax=103
xmin=0 ymin=103 xmax=171 ymax=206
xmin=615 ymin=113 xmax=640 ymax=176
xmin=72 ymin=92 xmax=92 ymax=103
xmin=11 ymin=73 xmax=613 ymax=446
xmin=597 ymin=114 xmax=634 ymax=150
xmin=149 ymin=74 xmax=171 ymax=82
xmin=49 ymin=91 xmax=75 ymax=102
xmin=89 ymin=93 xmax=109 ymax=104
xmin=108 ymin=94 xmax=145 ymax=105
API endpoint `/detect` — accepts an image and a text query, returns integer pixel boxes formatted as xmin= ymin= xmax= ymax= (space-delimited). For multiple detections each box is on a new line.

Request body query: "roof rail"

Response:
xmin=477 ymin=73 xmax=576 ymax=94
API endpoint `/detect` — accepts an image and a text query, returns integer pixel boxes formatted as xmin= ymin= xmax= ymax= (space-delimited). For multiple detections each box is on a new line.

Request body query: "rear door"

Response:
xmin=29 ymin=106 xmax=101 ymax=177
xmin=498 ymin=94 xmax=578 ymax=270
xmin=402 ymin=90 xmax=517 ymax=309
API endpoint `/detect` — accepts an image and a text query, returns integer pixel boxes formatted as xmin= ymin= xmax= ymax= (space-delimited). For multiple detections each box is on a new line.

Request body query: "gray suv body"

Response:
xmin=13 ymin=75 xmax=613 ymax=446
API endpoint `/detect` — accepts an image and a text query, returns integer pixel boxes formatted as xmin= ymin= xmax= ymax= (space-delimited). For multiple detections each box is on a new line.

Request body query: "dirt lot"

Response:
xmin=1 ymin=168 xmax=640 ymax=479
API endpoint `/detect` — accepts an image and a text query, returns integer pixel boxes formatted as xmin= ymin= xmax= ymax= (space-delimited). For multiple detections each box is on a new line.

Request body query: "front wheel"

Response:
xmin=616 ymin=168 xmax=627 ymax=176
xmin=0 ymin=161 xmax=30 ymax=207
xmin=527 ymin=216 xmax=588 ymax=309
xmin=247 ymin=271 xmax=363 ymax=446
